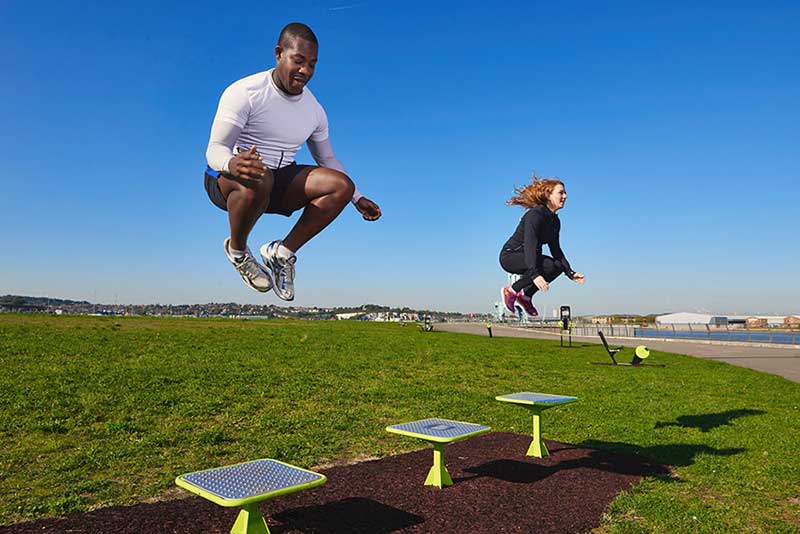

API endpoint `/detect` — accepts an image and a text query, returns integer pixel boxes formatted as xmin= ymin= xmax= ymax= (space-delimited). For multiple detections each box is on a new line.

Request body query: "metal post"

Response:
xmin=424 ymin=443 xmax=453 ymax=488
xmin=231 ymin=504 xmax=270 ymax=534
xmin=560 ymin=306 xmax=571 ymax=348
xmin=526 ymin=406 xmax=549 ymax=458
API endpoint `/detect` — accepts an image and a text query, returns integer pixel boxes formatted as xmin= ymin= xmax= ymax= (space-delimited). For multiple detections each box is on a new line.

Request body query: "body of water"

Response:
xmin=634 ymin=329 xmax=799 ymax=345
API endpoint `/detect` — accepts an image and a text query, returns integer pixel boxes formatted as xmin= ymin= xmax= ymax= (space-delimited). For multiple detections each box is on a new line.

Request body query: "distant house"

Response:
xmin=783 ymin=316 xmax=800 ymax=328
xmin=746 ymin=317 xmax=768 ymax=328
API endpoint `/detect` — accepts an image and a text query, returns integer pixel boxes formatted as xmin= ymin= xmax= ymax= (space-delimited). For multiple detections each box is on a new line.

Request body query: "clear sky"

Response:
xmin=1 ymin=1 xmax=798 ymax=316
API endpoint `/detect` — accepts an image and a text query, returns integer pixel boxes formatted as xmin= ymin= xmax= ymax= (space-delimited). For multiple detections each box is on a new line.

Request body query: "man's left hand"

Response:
xmin=356 ymin=197 xmax=381 ymax=221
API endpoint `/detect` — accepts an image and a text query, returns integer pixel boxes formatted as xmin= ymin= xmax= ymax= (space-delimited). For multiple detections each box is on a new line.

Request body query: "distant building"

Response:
xmin=765 ymin=316 xmax=788 ymax=328
xmin=730 ymin=315 xmax=792 ymax=328
xmin=656 ymin=312 xmax=716 ymax=325
xmin=784 ymin=316 xmax=800 ymax=328
xmin=335 ymin=312 xmax=364 ymax=320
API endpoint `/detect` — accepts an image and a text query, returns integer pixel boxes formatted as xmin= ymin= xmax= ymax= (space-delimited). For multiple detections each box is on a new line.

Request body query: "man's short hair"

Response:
xmin=278 ymin=22 xmax=318 ymax=48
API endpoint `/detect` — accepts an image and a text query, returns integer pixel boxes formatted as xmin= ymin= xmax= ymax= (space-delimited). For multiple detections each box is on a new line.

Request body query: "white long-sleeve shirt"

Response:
xmin=206 ymin=69 xmax=363 ymax=203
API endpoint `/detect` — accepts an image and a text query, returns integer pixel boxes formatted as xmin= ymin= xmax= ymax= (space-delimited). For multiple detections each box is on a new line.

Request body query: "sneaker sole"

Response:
xmin=248 ymin=282 xmax=272 ymax=293
xmin=236 ymin=271 xmax=272 ymax=293
xmin=518 ymin=300 xmax=538 ymax=318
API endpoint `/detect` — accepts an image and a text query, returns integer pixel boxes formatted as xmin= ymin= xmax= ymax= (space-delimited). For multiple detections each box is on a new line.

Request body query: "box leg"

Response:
xmin=231 ymin=504 xmax=270 ymax=534
xmin=526 ymin=407 xmax=549 ymax=458
xmin=424 ymin=442 xmax=453 ymax=488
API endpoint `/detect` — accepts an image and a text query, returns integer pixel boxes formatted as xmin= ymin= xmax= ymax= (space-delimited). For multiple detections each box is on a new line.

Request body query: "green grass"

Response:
xmin=1 ymin=314 xmax=798 ymax=532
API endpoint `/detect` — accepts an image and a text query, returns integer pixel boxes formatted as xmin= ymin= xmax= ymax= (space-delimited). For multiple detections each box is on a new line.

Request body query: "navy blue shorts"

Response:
xmin=204 ymin=163 xmax=313 ymax=217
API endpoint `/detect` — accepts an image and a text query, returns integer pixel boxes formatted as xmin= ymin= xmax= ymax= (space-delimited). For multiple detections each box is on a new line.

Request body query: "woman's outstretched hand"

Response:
xmin=573 ymin=273 xmax=586 ymax=284
xmin=534 ymin=276 xmax=549 ymax=291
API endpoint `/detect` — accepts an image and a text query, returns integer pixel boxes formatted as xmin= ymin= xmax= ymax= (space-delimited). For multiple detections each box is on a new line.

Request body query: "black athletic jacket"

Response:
xmin=501 ymin=205 xmax=576 ymax=280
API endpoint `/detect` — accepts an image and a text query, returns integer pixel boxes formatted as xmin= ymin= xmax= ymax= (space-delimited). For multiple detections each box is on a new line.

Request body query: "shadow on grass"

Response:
xmin=579 ymin=440 xmax=746 ymax=467
xmin=654 ymin=409 xmax=766 ymax=432
xmin=463 ymin=447 xmax=670 ymax=485
xmin=272 ymin=497 xmax=423 ymax=534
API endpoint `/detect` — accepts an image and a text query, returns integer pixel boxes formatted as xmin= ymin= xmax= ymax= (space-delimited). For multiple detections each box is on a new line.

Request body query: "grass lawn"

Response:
xmin=1 ymin=314 xmax=798 ymax=532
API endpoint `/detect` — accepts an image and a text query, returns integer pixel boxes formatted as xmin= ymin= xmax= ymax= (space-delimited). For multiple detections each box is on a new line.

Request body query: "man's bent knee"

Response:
xmin=301 ymin=168 xmax=355 ymax=207
xmin=339 ymin=175 xmax=356 ymax=200
xmin=327 ymin=171 xmax=355 ymax=200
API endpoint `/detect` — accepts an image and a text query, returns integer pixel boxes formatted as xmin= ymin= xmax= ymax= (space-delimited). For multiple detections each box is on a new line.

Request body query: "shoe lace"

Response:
xmin=278 ymin=255 xmax=295 ymax=283
xmin=236 ymin=253 xmax=265 ymax=281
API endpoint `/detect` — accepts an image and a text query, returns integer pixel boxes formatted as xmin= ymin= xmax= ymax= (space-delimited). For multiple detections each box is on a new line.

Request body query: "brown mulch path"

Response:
xmin=1 ymin=432 xmax=669 ymax=533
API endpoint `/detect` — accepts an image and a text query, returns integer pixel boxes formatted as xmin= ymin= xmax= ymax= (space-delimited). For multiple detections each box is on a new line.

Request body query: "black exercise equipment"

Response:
xmin=592 ymin=331 xmax=665 ymax=367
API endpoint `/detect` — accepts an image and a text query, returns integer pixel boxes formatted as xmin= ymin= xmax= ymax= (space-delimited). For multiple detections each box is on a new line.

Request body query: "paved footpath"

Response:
xmin=437 ymin=323 xmax=800 ymax=383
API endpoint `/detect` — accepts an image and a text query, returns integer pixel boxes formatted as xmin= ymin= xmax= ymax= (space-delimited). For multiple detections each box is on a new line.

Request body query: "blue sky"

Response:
xmin=1 ymin=1 xmax=798 ymax=315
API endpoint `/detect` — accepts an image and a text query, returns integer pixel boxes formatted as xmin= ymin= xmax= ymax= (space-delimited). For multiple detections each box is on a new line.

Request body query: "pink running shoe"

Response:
xmin=501 ymin=286 xmax=518 ymax=313
xmin=516 ymin=293 xmax=539 ymax=317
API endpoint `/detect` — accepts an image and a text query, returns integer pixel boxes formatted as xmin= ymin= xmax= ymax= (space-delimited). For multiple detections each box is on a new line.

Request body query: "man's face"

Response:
xmin=274 ymin=37 xmax=318 ymax=95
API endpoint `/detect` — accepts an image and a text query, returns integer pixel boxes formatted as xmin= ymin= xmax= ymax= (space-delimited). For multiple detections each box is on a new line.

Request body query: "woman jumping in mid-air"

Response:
xmin=499 ymin=175 xmax=585 ymax=317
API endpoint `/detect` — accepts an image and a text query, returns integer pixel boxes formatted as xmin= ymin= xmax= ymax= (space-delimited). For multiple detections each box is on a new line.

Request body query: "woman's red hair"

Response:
xmin=507 ymin=173 xmax=564 ymax=208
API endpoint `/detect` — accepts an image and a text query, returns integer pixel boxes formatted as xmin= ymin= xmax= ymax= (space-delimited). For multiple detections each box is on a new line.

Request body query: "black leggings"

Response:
xmin=500 ymin=250 xmax=567 ymax=297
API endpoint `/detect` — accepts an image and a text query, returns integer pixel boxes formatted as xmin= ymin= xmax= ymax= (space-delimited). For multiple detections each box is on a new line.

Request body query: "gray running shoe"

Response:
xmin=224 ymin=238 xmax=272 ymax=293
xmin=260 ymin=240 xmax=295 ymax=301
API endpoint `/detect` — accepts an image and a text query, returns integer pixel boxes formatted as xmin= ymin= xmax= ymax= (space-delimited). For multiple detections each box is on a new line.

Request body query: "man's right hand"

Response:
xmin=228 ymin=146 xmax=269 ymax=182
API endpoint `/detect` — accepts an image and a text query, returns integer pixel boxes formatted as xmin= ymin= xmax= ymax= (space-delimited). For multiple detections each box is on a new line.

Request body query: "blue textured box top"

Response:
xmin=180 ymin=459 xmax=322 ymax=500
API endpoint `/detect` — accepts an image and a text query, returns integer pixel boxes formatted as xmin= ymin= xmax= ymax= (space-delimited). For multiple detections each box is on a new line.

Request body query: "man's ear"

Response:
xmin=274 ymin=45 xmax=283 ymax=62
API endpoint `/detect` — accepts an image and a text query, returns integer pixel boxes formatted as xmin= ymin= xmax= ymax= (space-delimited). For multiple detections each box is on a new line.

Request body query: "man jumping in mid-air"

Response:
xmin=204 ymin=22 xmax=381 ymax=300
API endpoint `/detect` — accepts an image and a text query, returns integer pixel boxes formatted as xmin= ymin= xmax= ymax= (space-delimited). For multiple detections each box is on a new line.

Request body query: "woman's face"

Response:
xmin=547 ymin=184 xmax=567 ymax=211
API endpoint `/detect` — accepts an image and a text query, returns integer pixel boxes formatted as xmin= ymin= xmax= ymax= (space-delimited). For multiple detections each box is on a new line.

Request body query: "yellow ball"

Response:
xmin=635 ymin=345 xmax=650 ymax=359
